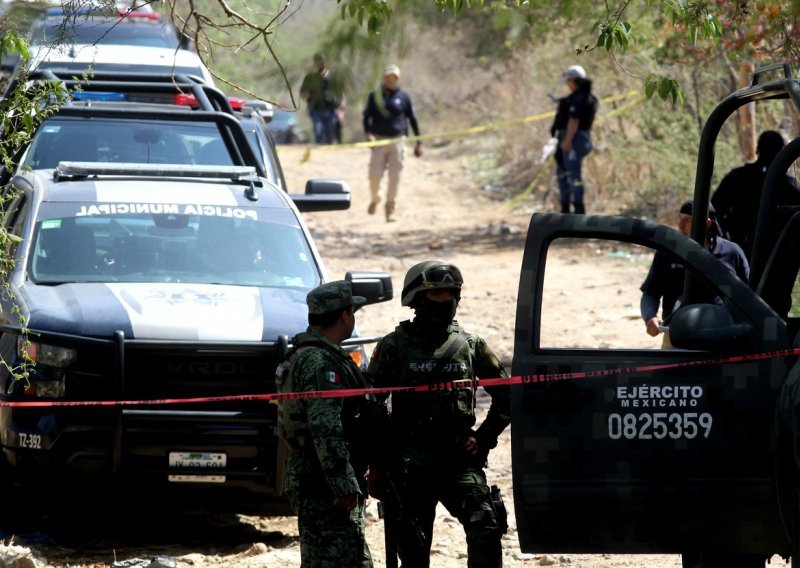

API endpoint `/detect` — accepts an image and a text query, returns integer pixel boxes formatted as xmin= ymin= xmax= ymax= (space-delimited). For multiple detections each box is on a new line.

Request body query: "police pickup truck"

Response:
xmin=0 ymin=75 xmax=391 ymax=514
xmin=512 ymin=63 xmax=800 ymax=568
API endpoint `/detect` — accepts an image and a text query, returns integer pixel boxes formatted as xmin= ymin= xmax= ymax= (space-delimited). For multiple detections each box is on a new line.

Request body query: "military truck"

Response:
xmin=511 ymin=63 xmax=800 ymax=567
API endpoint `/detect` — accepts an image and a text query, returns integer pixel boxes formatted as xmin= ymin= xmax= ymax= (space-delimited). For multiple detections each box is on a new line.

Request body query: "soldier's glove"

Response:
xmin=413 ymin=141 xmax=423 ymax=158
xmin=471 ymin=430 xmax=494 ymax=466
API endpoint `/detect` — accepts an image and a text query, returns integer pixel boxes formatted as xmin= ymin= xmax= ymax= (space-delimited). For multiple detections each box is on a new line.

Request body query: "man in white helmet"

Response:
xmin=367 ymin=261 xmax=510 ymax=568
xmin=551 ymin=64 xmax=598 ymax=214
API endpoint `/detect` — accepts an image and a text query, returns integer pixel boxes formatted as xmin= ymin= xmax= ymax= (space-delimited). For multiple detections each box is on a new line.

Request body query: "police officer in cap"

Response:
xmin=276 ymin=280 xmax=374 ymax=567
xmin=368 ymin=261 xmax=511 ymax=568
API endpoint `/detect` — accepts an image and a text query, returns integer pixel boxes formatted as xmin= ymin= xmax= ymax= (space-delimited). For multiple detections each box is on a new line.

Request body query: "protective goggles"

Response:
xmin=402 ymin=264 xmax=463 ymax=299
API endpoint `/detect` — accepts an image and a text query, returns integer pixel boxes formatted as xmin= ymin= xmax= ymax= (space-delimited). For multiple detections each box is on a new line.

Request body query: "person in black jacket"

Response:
xmin=552 ymin=64 xmax=598 ymax=214
xmin=362 ymin=64 xmax=422 ymax=222
xmin=711 ymin=130 xmax=800 ymax=259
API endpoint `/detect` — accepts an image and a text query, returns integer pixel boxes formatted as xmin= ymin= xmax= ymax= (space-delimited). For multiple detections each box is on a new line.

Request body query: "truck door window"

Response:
xmin=540 ymin=238 xmax=719 ymax=350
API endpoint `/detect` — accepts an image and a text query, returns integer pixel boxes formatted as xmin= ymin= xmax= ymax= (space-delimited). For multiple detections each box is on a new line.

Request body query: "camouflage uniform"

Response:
xmin=276 ymin=281 xmax=373 ymax=568
xmin=369 ymin=318 xmax=511 ymax=568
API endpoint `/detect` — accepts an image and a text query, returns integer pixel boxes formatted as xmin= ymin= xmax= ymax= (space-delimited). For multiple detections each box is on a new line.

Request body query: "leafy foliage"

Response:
xmin=338 ymin=0 xmax=393 ymax=34
xmin=0 ymin=27 xmax=73 ymax=384
xmin=645 ymin=74 xmax=684 ymax=105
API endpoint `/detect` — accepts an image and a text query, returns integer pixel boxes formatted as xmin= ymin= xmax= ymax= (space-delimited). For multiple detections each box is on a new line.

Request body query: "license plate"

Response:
xmin=168 ymin=474 xmax=226 ymax=483
xmin=168 ymin=452 xmax=227 ymax=468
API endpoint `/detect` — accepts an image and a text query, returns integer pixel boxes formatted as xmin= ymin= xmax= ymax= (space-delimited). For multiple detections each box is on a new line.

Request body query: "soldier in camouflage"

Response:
xmin=368 ymin=261 xmax=511 ymax=568
xmin=276 ymin=280 xmax=374 ymax=568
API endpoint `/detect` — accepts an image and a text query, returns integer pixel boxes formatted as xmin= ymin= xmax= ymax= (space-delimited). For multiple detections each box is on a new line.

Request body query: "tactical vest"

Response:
xmin=389 ymin=321 xmax=477 ymax=446
xmin=276 ymin=331 xmax=375 ymax=457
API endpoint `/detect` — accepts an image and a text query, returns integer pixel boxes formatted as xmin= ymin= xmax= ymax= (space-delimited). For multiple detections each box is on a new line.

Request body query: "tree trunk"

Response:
xmin=737 ymin=61 xmax=756 ymax=162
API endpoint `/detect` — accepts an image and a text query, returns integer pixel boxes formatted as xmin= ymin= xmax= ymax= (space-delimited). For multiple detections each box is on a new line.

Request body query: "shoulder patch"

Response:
xmin=324 ymin=370 xmax=341 ymax=385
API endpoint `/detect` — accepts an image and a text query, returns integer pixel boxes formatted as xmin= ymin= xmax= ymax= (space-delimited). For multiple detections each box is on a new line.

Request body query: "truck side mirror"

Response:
xmin=346 ymin=271 xmax=393 ymax=307
xmin=291 ymin=179 xmax=350 ymax=212
xmin=668 ymin=304 xmax=753 ymax=350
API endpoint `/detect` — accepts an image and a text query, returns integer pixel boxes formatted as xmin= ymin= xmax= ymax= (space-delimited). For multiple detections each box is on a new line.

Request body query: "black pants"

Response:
xmin=392 ymin=463 xmax=502 ymax=568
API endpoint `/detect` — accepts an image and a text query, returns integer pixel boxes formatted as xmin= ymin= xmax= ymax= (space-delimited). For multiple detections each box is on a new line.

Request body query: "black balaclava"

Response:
xmin=412 ymin=294 xmax=459 ymax=330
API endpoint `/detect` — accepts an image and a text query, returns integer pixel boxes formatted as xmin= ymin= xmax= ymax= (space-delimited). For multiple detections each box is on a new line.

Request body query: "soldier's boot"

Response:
xmin=368 ymin=201 xmax=379 ymax=215
xmin=385 ymin=200 xmax=396 ymax=222
xmin=466 ymin=528 xmax=503 ymax=568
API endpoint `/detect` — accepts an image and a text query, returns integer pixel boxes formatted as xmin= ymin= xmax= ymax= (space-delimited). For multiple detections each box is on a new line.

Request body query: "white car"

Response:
xmin=23 ymin=7 xmax=214 ymax=84
xmin=27 ymin=43 xmax=215 ymax=86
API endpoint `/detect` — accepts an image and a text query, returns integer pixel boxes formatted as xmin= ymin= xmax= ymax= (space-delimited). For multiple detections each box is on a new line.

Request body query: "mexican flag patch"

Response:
xmin=324 ymin=371 xmax=341 ymax=384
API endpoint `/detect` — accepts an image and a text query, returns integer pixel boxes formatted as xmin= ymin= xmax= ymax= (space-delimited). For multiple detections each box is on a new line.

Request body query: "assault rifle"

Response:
xmin=377 ymin=460 xmax=426 ymax=568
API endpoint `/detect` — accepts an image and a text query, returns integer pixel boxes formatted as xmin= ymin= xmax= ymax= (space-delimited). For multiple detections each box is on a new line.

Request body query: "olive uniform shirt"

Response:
xmin=277 ymin=328 xmax=371 ymax=498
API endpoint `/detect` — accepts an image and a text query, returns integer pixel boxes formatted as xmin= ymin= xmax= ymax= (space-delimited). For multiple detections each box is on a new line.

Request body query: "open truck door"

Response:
xmin=511 ymin=62 xmax=800 ymax=568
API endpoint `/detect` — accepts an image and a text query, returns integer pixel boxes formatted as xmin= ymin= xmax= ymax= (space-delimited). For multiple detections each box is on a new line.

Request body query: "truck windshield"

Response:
xmin=29 ymin=18 xmax=181 ymax=49
xmin=21 ymin=118 xmax=235 ymax=170
xmin=28 ymin=206 xmax=320 ymax=289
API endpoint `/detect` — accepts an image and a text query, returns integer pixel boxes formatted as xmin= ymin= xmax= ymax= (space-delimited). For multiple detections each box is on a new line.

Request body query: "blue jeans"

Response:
xmin=556 ymin=129 xmax=592 ymax=214
xmin=310 ymin=108 xmax=337 ymax=144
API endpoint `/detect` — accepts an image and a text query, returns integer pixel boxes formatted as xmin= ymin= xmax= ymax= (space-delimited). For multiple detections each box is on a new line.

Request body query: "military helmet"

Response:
xmin=401 ymin=261 xmax=463 ymax=306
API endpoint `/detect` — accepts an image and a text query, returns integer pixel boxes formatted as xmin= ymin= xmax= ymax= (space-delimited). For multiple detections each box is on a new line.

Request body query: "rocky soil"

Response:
xmin=0 ymin=142 xmax=790 ymax=568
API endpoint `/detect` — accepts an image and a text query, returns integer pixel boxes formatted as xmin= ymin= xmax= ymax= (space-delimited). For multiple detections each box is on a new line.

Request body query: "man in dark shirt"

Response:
xmin=641 ymin=200 xmax=749 ymax=344
xmin=553 ymin=64 xmax=598 ymax=214
xmin=362 ymin=64 xmax=422 ymax=222
xmin=711 ymin=130 xmax=800 ymax=259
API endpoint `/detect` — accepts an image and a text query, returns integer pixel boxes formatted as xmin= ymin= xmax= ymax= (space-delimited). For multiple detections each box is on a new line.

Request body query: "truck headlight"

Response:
xmin=18 ymin=337 xmax=77 ymax=367
xmin=22 ymin=380 xmax=66 ymax=398
xmin=345 ymin=346 xmax=365 ymax=369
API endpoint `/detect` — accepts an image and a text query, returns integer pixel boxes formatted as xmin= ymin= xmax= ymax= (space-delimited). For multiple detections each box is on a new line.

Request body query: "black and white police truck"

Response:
xmin=0 ymin=73 xmax=391 ymax=513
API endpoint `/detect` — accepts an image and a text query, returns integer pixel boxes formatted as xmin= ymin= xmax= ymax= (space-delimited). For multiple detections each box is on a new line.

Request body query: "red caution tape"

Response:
xmin=1 ymin=346 xmax=798 ymax=408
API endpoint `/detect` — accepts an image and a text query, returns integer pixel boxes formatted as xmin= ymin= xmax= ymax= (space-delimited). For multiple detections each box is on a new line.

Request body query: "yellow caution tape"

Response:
xmin=298 ymin=90 xmax=641 ymax=163
xmin=595 ymin=96 xmax=645 ymax=124
xmin=498 ymin=154 xmax=555 ymax=211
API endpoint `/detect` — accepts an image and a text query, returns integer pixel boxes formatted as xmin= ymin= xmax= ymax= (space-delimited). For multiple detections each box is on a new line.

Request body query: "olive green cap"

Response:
xmin=307 ymin=280 xmax=366 ymax=315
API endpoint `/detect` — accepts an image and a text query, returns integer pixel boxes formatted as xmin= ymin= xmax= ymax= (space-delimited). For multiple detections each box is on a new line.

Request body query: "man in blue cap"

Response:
xmin=276 ymin=280 xmax=375 ymax=567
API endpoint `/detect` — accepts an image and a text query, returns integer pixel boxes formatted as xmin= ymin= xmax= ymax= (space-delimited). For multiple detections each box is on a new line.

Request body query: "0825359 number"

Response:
xmin=608 ymin=412 xmax=712 ymax=440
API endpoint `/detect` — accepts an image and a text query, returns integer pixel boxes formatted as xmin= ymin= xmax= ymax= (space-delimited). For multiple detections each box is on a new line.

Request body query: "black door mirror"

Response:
xmin=668 ymin=304 xmax=753 ymax=350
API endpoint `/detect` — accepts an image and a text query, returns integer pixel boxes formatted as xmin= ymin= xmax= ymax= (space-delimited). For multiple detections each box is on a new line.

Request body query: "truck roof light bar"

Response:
xmin=53 ymin=162 xmax=258 ymax=182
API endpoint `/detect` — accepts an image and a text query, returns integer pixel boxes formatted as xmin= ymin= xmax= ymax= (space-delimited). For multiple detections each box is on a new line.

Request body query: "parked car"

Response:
xmin=28 ymin=5 xmax=184 ymax=50
xmin=3 ymin=72 xmax=294 ymax=194
xmin=511 ymin=62 xmax=800 ymax=567
xmin=266 ymin=109 xmax=305 ymax=144
xmin=0 ymin=161 xmax=392 ymax=512
xmin=21 ymin=6 xmax=214 ymax=84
